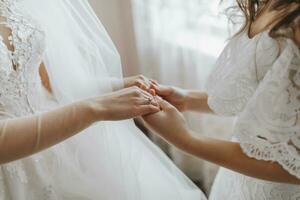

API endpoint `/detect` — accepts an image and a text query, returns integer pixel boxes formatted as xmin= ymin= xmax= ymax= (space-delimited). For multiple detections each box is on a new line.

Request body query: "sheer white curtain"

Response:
xmin=89 ymin=0 xmax=140 ymax=76
xmin=132 ymin=0 xmax=235 ymax=192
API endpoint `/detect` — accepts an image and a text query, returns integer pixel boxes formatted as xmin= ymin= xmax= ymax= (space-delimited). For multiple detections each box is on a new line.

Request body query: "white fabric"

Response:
xmin=23 ymin=0 xmax=124 ymax=104
xmin=131 ymin=0 xmax=234 ymax=191
xmin=206 ymin=31 xmax=300 ymax=199
xmin=0 ymin=0 xmax=206 ymax=199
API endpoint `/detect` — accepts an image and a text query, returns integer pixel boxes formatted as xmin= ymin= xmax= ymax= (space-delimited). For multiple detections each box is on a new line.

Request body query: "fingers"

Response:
xmin=135 ymin=76 xmax=159 ymax=94
xmin=136 ymin=75 xmax=151 ymax=89
xmin=125 ymin=75 xmax=160 ymax=95
xmin=128 ymin=86 xmax=150 ymax=98
xmin=154 ymin=85 xmax=174 ymax=96
xmin=131 ymin=87 xmax=159 ymax=107
xmin=129 ymin=87 xmax=174 ymax=111
xmin=136 ymin=80 xmax=151 ymax=91
xmin=149 ymin=89 xmax=156 ymax=96
xmin=140 ymin=83 xmax=171 ymax=100
xmin=157 ymin=99 xmax=171 ymax=109
xmin=139 ymin=88 xmax=154 ymax=98
xmin=140 ymin=91 xmax=158 ymax=106
xmin=135 ymin=97 xmax=158 ymax=107
xmin=138 ymin=105 xmax=160 ymax=116
xmin=155 ymin=97 xmax=176 ymax=111
xmin=150 ymin=79 xmax=158 ymax=85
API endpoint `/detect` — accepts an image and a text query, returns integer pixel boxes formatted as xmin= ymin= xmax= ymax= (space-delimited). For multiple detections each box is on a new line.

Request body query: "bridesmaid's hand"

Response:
xmin=142 ymin=98 xmax=192 ymax=149
xmin=124 ymin=75 xmax=158 ymax=95
xmin=153 ymin=85 xmax=189 ymax=112
xmin=88 ymin=86 xmax=160 ymax=121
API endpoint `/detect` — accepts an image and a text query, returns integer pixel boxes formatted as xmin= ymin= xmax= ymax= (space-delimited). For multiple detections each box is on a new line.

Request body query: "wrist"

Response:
xmin=180 ymin=131 xmax=208 ymax=159
xmin=184 ymin=91 xmax=194 ymax=111
xmin=185 ymin=91 xmax=208 ymax=112
xmin=111 ymin=78 xmax=125 ymax=91
xmin=175 ymin=129 xmax=195 ymax=151
xmin=81 ymin=98 xmax=107 ymax=123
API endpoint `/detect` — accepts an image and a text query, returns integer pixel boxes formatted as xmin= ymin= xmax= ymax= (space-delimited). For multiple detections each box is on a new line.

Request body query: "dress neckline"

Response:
xmin=245 ymin=29 xmax=268 ymax=40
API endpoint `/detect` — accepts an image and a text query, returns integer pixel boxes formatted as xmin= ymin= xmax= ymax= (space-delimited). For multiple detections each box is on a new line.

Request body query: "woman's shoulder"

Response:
xmin=205 ymin=30 xmax=299 ymax=117
xmin=260 ymin=30 xmax=299 ymax=60
xmin=232 ymin=30 xmax=300 ymax=66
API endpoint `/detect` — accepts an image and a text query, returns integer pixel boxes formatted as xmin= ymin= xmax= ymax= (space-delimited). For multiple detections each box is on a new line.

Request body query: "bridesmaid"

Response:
xmin=146 ymin=1 xmax=300 ymax=199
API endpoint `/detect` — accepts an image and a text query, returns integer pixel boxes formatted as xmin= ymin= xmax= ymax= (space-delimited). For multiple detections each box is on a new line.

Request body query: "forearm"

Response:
xmin=0 ymin=101 xmax=95 ymax=164
xmin=181 ymin=132 xmax=300 ymax=184
xmin=185 ymin=91 xmax=213 ymax=113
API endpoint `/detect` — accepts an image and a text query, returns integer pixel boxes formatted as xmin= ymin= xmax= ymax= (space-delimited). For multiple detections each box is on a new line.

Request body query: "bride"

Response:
xmin=0 ymin=0 xmax=206 ymax=199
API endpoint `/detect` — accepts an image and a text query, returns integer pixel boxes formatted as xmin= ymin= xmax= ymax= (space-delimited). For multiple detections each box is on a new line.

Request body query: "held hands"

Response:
xmin=142 ymin=98 xmax=192 ymax=149
xmin=94 ymin=74 xmax=189 ymax=123
xmin=124 ymin=75 xmax=158 ymax=95
xmin=88 ymin=86 xmax=159 ymax=121
xmin=124 ymin=75 xmax=189 ymax=112
xmin=87 ymin=75 xmax=182 ymax=122
xmin=120 ymin=75 xmax=191 ymax=148
xmin=154 ymin=85 xmax=189 ymax=112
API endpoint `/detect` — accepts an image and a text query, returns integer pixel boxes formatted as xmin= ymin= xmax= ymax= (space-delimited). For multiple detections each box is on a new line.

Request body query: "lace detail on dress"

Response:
xmin=3 ymin=162 xmax=28 ymax=183
xmin=239 ymin=140 xmax=300 ymax=178
xmin=210 ymin=167 xmax=300 ymax=200
xmin=208 ymin=32 xmax=300 ymax=200
xmin=0 ymin=0 xmax=45 ymax=117
xmin=0 ymin=0 xmax=46 ymax=188
xmin=205 ymin=32 xmax=280 ymax=116
xmin=207 ymin=75 xmax=256 ymax=116
xmin=234 ymin=39 xmax=300 ymax=178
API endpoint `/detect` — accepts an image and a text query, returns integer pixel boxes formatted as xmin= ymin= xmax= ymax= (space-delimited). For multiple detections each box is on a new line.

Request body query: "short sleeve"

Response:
xmin=234 ymin=39 xmax=300 ymax=178
xmin=205 ymin=32 xmax=280 ymax=116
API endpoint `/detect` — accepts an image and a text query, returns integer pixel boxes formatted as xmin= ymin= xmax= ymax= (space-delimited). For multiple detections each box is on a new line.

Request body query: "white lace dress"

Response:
xmin=0 ymin=1 xmax=205 ymax=199
xmin=206 ymin=31 xmax=300 ymax=199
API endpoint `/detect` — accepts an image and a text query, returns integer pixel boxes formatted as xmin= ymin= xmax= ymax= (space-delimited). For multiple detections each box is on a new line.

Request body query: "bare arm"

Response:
xmin=184 ymin=90 xmax=213 ymax=113
xmin=154 ymin=84 xmax=213 ymax=113
xmin=0 ymin=87 xmax=159 ymax=164
xmin=0 ymin=101 xmax=93 ymax=164
xmin=183 ymin=134 xmax=300 ymax=184
xmin=143 ymin=99 xmax=300 ymax=185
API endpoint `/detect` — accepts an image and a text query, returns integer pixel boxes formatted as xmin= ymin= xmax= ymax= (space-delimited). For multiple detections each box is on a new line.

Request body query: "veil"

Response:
xmin=12 ymin=0 xmax=204 ymax=199
xmin=15 ymin=0 xmax=129 ymax=198
xmin=19 ymin=0 xmax=124 ymax=104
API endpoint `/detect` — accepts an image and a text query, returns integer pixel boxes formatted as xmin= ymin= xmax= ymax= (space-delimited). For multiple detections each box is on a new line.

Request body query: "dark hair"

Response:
xmin=229 ymin=0 xmax=300 ymax=40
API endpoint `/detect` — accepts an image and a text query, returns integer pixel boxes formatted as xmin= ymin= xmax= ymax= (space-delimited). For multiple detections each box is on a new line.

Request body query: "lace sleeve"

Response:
xmin=234 ymin=39 xmax=300 ymax=178
xmin=205 ymin=32 xmax=279 ymax=116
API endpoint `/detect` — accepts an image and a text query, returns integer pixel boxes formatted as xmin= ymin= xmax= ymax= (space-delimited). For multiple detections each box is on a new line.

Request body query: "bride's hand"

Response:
xmin=87 ymin=86 xmax=160 ymax=121
xmin=142 ymin=98 xmax=191 ymax=149
xmin=124 ymin=75 xmax=158 ymax=94
xmin=153 ymin=85 xmax=188 ymax=112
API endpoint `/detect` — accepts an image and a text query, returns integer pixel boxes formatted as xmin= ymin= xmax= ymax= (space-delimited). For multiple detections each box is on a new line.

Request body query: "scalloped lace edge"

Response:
xmin=236 ymin=133 xmax=300 ymax=179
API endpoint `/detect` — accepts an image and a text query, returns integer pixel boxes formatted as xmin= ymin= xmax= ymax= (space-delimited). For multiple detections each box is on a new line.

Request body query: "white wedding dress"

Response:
xmin=206 ymin=30 xmax=300 ymax=199
xmin=0 ymin=0 xmax=206 ymax=199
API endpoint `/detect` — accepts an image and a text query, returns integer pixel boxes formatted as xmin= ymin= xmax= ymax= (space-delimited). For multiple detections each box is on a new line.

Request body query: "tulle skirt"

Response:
xmin=0 ymin=96 xmax=205 ymax=200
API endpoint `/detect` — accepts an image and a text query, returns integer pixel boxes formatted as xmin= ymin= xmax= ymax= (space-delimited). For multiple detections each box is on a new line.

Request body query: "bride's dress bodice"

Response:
xmin=0 ymin=0 xmax=46 ymax=118
xmin=0 ymin=0 xmax=54 ymax=196
xmin=206 ymin=31 xmax=300 ymax=199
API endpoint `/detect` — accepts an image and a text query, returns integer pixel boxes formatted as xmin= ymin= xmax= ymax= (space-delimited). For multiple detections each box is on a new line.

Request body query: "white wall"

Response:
xmin=89 ymin=0 xmax=140 ymax=76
